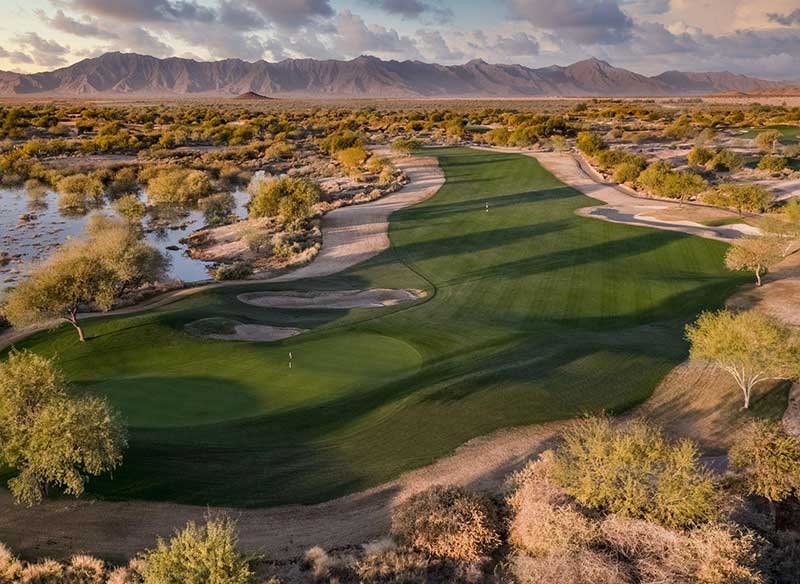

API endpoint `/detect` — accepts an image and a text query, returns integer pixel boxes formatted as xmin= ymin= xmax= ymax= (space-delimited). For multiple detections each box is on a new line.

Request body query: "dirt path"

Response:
xmin=0 ymin=153 xmax=444 ymax=353
xmin=473 ymin=146 xmax=758 ymax=242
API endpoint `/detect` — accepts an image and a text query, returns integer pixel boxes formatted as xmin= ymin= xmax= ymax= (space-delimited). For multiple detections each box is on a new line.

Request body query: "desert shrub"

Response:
xmin=335 ymin=145 xmax=368 ymax=173
xmin=354 ymin=542 xmax=436 ymax=583
xmin=138 ymin=516 xmax=253 ymax=584
xmin=707 ymin=149 xmax=744 ymax=172
xmin=601 ymin=516 xmax=762 ymax=584
xmin=703 ymin=183 xmax=772 ymax=214
xmin=0 ymin=541 xmax=22 ymax=581
xmin=551 ymin=416 xmax=718 ymax=529
xmin=213 ymin=261 xmax=253 ymax=281
xmin=484 ymin=127 xmax=510 ymax=146
xmin=758 ymin=155 xmax=787 ymax=173
xmin=637 ymin=161 xmax=708 ymax=200
xmin=146 ymin=168 xmax=213 ymax=205
xmin=576 ymin=131 xmax=607 ymax=156
xmin=264 ymin=141 xmax=294 ymax=160
xmin=113 ymin=194 xmax=146 ymax=221
xmin=688 ymin=146 xmax=715 ymax=167
xmin=319 ymin=130 xmax=363 ymax=154
xmin=19 ymin=558 xmax=64 ymax=583
xmin=390 ymin=138 xmax=422 ymax=156
xmin=108 ymin=167 xmax=139 ymax=197
xmin=729 ymin=419 xmax=800 ymax=504
xmin=613 ymin=161 xmax=644 ymax=183
xmin=756 ymin=130 xmax=782 ymax=153
xmin=65 ymin=554 xmax=106 ymax=583
xmin=248 ymin=177 xmax=320 ymax=224
xmin=510 ymin=550 xmax=631 ymax=584
xmin=56 ymin=174 xmax=104 ymax=210
xmin=391 ymin=485 xmax=501 ymax=562
xmin=199 ymin=192 xmax=236 ymax=227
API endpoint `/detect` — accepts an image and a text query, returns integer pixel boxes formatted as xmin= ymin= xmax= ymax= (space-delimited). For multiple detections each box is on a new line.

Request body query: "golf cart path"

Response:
xmin=0 ymin=152 xmax=444 ymax=352
xmin=474 ymin=146 xmax=758 ymax=242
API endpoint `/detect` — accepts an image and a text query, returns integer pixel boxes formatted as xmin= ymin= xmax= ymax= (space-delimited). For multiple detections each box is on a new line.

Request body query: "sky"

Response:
xmin=1 ymin=0 xmax=800 ymax=79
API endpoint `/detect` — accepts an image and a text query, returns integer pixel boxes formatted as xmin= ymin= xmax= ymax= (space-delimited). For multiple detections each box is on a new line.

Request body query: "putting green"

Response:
xmin=740 ymin=124 xmax=800 ymax=145
xmin=4 ymin=148 xmax=746 ymax=507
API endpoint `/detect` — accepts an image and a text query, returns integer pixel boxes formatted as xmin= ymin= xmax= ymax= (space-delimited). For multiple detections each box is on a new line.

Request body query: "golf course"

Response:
xmin=2 ymin=147 xmax=747 ymax=507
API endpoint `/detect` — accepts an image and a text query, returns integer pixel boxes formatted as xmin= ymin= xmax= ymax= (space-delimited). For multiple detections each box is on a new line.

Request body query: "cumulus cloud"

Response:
xmin=334 ymin=10 xmax=419 ymax=55
xmin=417 ymin=29 xmax=464 ymax=60
xmin=244 ymin=0 xmax=334 ymax=28
xmin=69 ymin=0 xmax=215 ymax=23
xmin=367 ymin=0 xmax=453 ymax=22
xmin=507 ymin=0 xmax=634 ymax=44
xmin=0 ymin=47 xmax=34 ymax=65
xmin=493 ymin=32 xmax=541 ymax=55
xmin=15 ymin=32 xmax=70 ymax=66
xmin=768 ymin=9 xmax=800 ymax=25
xmin=36 ymin=9 xmax=118 ymax=39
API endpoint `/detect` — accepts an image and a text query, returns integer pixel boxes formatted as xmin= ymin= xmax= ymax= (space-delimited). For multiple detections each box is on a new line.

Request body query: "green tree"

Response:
xmin=3 ymin=219 xmax=168 ymax=341
xmin=0 ymin=350 xmax=126 ymax=506
xmin=139 ymin=516 xmax=254 ymax=584
xmin=686 ymin=310 xmax=800 ymax=409
xmin=248 ymin=177 xmax=320 ymax=224
xmin=725 ymin=235 xmax=785 ymax=286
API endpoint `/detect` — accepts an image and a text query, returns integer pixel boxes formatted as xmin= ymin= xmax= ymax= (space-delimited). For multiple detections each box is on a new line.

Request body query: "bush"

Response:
xmin=688 ymin=146 xmax=715 ymax=167
xmin=146 ymin=168 xmax=213 ymax=205
xmin=138 ymin=516 xmax=253 ymax=584
xmin=758 ymin=155 xmax=788 ymax=173
xmin=248 ymin=177 xmax=320 ymax=224
xmin=637 ymin=161 xmax=708 ymax=200
xmin=551 ymin=416 xmax=718 ymax=529
xmin=390 ymin=138 xmax=423 ymax=156
xmin=213 ymin=261 xmax=253 ymax=281
xmin=707 ymin=149 xmax=744 ymax=172
xmin=319 ymin=131 xmax=363 ymax=154
xmin=391 ymin=485 xmax=501 ymax=562
xmin=199 ymin=193 xmax=236 ymax=227
xmin=56 ymin=174 xmax=104 ymax=211
xmin=335 ymin=145 xmax=368 ymax=173
xmin=613 ymin=161 xmax=643 ymax=183
xmin=576 ymin=131 xmax=607 ymax=156
xmin=703 ymin=183 xmax=772 ymax=214
xmin=113 ymin=194 xmax=146 ymax=221
xmin=510 ymin=550 xmax=630 ymax=584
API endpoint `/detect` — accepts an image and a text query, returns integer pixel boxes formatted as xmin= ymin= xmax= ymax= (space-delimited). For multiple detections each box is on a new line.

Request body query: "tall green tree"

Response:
xmin=686 ymin=310 xmax=800 ymax=409
xmin=0 ymin=350 xmax=127 ymax=506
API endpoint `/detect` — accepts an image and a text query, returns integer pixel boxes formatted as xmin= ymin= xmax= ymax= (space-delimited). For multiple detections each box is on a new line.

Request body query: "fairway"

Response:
xmin=3 ymin=148 xmax=746 ymax=507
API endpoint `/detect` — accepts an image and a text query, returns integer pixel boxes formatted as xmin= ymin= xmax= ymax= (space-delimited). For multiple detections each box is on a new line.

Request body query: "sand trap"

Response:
xmin=185 ymin=318 xmax=305 ymax=342
xmin=238 ymin=288 xmax=425 ymax=310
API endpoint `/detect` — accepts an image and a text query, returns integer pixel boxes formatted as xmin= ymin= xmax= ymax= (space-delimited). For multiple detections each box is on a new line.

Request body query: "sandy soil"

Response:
xmin=186 ymin=318 xmax=307 ymax=342
xmin=238 ymin=288 xmax=424 ymax=310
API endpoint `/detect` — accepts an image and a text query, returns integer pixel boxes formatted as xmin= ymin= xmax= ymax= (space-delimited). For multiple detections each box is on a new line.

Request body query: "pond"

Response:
xmin=0 ymin=188 xmax=250 ymax=292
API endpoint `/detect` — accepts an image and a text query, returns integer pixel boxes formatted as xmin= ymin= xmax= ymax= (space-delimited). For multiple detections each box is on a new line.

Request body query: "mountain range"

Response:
xmin=0 ymin=52 xmax=793 ymax=98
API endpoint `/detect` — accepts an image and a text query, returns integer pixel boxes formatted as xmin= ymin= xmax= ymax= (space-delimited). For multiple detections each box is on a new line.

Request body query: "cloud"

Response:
xmin=114 ymin=27 xmax=175 ymax=57
xmin=622 ymin=0 xmax=671 ymax=16
xmin=493 ymin=32 xmax=540 ymax=55
xmin=69 ymin=0 xmax=215 ymax=23
xmin=0 ymin=47 xmax=35 ymax=65
xmin=768 ymin=9 xmax=800 ymax=26
xmin=36 ymin=9 xmax=118 ymax=39
xmin=15 ymin=32 xmax=70 ymax=66
xmin=507 ymin=0 xmax=634 ymax=44
xmin=417 ymin=29 xmax=464 ymax=60
xmin=368 ymin=0 xmax=453 ymax=22
xmin=218 ymin=1 xmax=267 ymax=29
xmin=244 ymin=0 xmax=334 ymax=28
xmin=333 ymin=10 xmax=419 ymax=55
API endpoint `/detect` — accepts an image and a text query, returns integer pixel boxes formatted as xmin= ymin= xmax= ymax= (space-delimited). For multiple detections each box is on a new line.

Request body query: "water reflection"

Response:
xmin=0 ymin=188 xmax=250 ymax=290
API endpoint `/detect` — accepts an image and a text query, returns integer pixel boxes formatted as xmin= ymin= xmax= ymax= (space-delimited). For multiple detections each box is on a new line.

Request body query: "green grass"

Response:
xmin=2 ymin=148 xmax=747 ymax=507
xmin=740 ymin=124 xmax=800 ymax=145
xmin=700 ymin=217 xmax=751 ymax=227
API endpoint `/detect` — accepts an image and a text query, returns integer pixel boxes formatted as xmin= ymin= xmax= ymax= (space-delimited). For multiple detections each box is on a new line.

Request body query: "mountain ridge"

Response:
xmin=0 ymin=52 xmax=790 ymax=97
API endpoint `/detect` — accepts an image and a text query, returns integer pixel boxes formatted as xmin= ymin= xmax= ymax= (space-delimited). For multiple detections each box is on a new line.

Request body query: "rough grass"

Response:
xmin=3 ymin=148 xmax=747 ymax=507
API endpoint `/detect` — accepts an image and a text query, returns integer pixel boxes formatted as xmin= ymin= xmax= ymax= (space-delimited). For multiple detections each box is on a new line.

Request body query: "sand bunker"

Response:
xmin=237 ymin=288 xmax=425 ymax=310
xmin=185 ymin=317 xmax=305 ymax=342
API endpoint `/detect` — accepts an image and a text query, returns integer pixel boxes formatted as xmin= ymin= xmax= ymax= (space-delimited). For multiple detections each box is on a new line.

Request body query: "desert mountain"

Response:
xmin=0 ymin=52 xmax=787 ymax=97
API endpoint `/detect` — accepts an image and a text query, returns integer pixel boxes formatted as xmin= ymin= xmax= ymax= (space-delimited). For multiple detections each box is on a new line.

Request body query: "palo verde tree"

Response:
xmin=0 ymin=350 xmax=127 ymax=506
xmin=2 ymin=217 xmax=169 ymax=341
xmin=686 ymin=310 xmax=800 ymax=409
xmin=725 ymin=234 xmax=786 ymax=286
